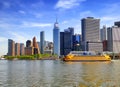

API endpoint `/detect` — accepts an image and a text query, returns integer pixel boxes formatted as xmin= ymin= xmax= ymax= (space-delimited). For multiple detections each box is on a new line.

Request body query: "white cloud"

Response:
xmin=0 ymin=37 xmax=7 ymax=42
xmin=33 ymin=13 xmax=43 ymax=18
xmin=8 ymin=31 xmax=30 ymax=43
xmin=18 ymin=10 xmax=26 ymax=14
xmin=22 ymin=21 xmax=52 ymax=28
xmin=62 ymin=20 xmax=68 ymax=24
xmin=55 ymin=0 xmax=86 ymax=9
xmin=80 ymin=11 xmax=94 ymax=18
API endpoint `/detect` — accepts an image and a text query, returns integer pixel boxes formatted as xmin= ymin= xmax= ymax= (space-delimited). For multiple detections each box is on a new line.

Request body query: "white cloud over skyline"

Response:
xmin=55 ymin=0 xmax=86 ymax=9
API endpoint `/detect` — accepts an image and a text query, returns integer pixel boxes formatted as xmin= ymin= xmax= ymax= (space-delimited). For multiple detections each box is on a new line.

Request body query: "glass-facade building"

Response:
xmin=53 ymin=20 xmax=60 ymax=56
xmin=40 ymin=31 xmax=45 ymax=54
xmin=73 ymin=34 xmax=81 ymax=51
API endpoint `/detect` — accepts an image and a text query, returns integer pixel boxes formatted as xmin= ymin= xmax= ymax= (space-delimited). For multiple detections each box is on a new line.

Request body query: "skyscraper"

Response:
xmin=25 ymin=40 xmax=34 ymax=55
xmin=20 ymin=43 xmax=24 ymax=55
xmin=33 ymin=37 xmax=40 ymax=54
xmin=81 ymin=17 xmax=102 ymax=51
xmin=100 ymin=25 xmax=107 ymax=41
xmin=107 ymin=26 xmax=120 ymax=53
xmin=40 ymin=31 xmax=45 ymax=54
xmin=100 ymin=25 xmax=108 ymax=51
xmin=81 ymin=17 xmax=100 ymax=42
xmin=73 ymin=34 xmax=81 ymax=51
xmin=15 ymin=43 xmax=20 ymax=56
xmin=8 ymin=39 xmax=15 ymax=56
xmin=53 ymin=19 xmax=60 ymax=56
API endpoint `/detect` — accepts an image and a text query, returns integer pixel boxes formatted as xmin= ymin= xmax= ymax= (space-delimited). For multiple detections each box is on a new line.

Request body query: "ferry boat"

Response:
xmin=63 ymin=51 xmax=111 ymax=62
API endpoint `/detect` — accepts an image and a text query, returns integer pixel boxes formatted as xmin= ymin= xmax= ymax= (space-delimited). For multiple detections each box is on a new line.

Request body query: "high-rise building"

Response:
xmin=15 ymin=43 xmax=20 ymax=56
xmin=107 ymin=26 xmax=120 ymax=53
xmin=81 ymin=17 xmax=100 ymax=42
xmin=100 ymin=25 xmax=108 ymax=51
xmin=114 ymin=21 xmax=120 ymax=27
xmin=26 ymin=40 xmax=32 ymax=47
xmin=60 ymin=32 xmax=64 ymax=55
xmin=25 ymin=40 xmax=34 ymax=55
xmin=20 ymin=43 xmax=24 ymax=55
xmin=60 ymin=27 xmax=74 ymax=55
xmin=40 ymin=31 xmax=45 ymax=54
xmin=100 ymin=25 xmax=107 ymax=41
xmin=53 ymin=19 xmax=60 ymax=56
xmin=64 ymin=31 xmax=73 ymax=55
xmin=73 ymin=34 xmax=81 ymax=51
xmin=8 ymin=39 xmax=15 ymax=56
xmin=33 ymin=37 xmax=40 ymax=54
xmin=81 ymin=17 xmax=102 ymax=52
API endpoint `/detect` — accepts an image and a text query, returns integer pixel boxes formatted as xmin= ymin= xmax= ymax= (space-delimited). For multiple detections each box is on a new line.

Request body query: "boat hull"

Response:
xmin=63 ymin=55 xmax=111 ymax=62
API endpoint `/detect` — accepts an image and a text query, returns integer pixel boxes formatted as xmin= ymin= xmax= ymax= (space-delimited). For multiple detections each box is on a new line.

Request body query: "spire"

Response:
xmin=54 ymin=16 xmax=59 ymax=28
xmin=56 ymin=15 xmax=58 ymax=23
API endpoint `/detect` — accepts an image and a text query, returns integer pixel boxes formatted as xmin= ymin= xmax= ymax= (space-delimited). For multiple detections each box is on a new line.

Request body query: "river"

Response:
xmin=0 ymin=60 xmax=120 ymax=87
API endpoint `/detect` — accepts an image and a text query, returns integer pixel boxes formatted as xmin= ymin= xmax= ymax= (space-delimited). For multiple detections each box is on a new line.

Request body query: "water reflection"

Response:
xmin=0 ymin=60 xmax=120 ymax=87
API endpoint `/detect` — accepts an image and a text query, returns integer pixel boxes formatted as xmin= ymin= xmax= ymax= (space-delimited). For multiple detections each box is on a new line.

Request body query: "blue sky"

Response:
xmin=0 ymin=0 xmax=120 ymax=56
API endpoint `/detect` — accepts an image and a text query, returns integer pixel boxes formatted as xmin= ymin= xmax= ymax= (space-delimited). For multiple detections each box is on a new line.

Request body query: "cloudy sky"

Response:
xmin=0 ymin=0 xmax=120 ymax=56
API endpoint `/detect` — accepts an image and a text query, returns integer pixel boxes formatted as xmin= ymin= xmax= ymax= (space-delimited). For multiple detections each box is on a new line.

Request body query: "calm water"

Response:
xmin=0 ymin=60 xmax=120 ymax=87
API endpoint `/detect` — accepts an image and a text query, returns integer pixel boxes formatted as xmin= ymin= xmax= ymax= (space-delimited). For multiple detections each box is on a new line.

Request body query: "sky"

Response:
xmin=0 ymin=0 xmax=120 ymax=56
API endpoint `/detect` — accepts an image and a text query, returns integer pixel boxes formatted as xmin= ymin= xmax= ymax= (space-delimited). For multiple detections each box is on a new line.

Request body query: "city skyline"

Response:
xmin=0 ymin=0 xmax=120 ymax=56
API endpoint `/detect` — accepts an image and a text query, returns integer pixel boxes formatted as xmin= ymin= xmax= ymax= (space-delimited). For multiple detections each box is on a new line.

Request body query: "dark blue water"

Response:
xmin=0 ymin=60 xmax=120 ymax=87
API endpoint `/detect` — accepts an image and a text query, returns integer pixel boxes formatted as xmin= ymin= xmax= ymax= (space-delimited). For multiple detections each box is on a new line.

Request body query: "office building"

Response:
xmin=107 ymin=26 xmax=120 ymax=53
xmin=114 ymin=21 xmax=120 ymax=27
xmin=15 ymin=43 xmax=20 ymax=56
xmin=73 ymin=34 xmax=81 ymax=51
xmin=81 ymin=17 xmax=102 ymax=51
xmin=86 ymin=41 xmax=103 ymax=52
xmin=53 ymin=19 xmax=60 ymax=56
xmin=40 ymin=31 xmax=45 ymax=54
xmin=25 ymin=47 xmax=34 ymax=55
xmin=60 ymin=27 xmax=74 ymax=55
xmin=81 ymin=17 xmax=100 ymax=42
xmin=60 ymin=32 xmax=64 ymax=55
xmin=26 ymin=40 xmax=32 ymax=47
xmin=33 ymin=37 xmax=40 ymax=54
xmin=25 ymin=40 xmax=34 ymax=55
xmin=100 ymin=25 xmax=108 ymax=51
xmin=100 ymin=25 xmax=107 ymax=41
xmin=8 ymin=39 xmax=15 ymax=56
xmin=20 ymin=43 xmax=24 ymax=55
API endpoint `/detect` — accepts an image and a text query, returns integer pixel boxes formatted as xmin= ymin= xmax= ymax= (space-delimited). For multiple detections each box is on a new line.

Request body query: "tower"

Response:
xmin=81 ymin=17 xmax=102 ymax=52
xmin=8 ymin=39 xmax=15 ymax=56
xmin=40 ymin=31 xmax=45 ymax=54
xmin=53 ymin=18 xmax=60 ymax=56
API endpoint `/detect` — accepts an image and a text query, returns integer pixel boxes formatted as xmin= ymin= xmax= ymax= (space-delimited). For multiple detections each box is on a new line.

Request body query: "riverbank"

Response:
xmin=4 ymin=54 xmax=59 ymax=60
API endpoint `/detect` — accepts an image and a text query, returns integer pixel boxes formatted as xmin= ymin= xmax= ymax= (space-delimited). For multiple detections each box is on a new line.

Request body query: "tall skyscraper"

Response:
xmin=15 ymin=43 xmax=20 ymax=56
xmin=100 ymin=25 xmax=107 ymax=41
xmin=100 ymin=25 xmax=108 ymax=51
xmin=81 ymin=17 xmax=100 ymax=42
xmin=60 ymin=32 xmax=64 ymax=55
xmin=81 ymin=17 xmax=102 ymax=51
xmin=33 ymin=37 xmax=40 ymax=54
xmin=107 ymin=26 xmax=120 ymax=53
xmin=40 ymin=31 xmax=45 ymax=54
xmin=20 ymin=43 xmax=24 ymax=55
xmin=53 ymin=19 xmax=60 ymax=56
xmin=60 ymin=27 xmax=74 ymax=55
xmin=8 ymin=39 xmax=15 ymax=56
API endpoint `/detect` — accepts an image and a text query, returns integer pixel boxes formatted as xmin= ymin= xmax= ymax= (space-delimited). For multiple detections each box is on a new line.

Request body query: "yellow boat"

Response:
xmin=63 ymin=51 xmax=111 ymax=62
